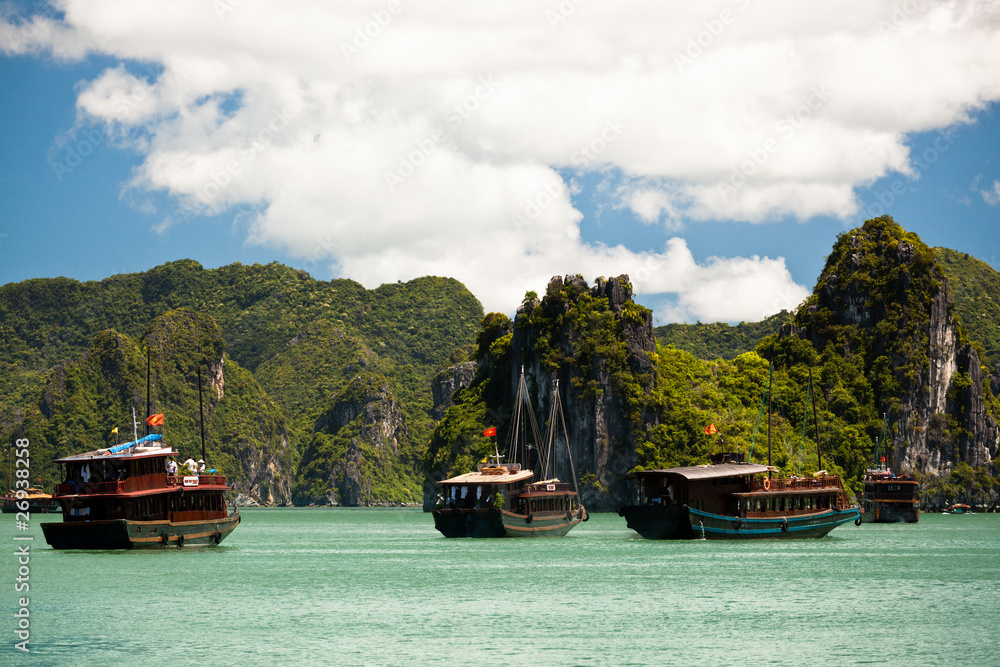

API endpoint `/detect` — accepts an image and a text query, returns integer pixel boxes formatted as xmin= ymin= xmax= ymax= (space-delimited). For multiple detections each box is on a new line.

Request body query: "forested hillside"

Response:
xmin=2 ymin=218 xmax=998 ymax=509
xmin=0 ymin=261 xmax=483 ymax=504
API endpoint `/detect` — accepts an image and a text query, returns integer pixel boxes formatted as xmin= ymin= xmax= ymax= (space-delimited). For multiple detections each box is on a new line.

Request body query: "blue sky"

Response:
xmin=2 ymin=2 xmax=999 ymax=324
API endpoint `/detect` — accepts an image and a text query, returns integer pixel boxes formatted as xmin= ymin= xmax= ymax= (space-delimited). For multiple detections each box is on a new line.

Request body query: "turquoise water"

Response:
xmin=4 ymin=510 xmax=1000 ymax=666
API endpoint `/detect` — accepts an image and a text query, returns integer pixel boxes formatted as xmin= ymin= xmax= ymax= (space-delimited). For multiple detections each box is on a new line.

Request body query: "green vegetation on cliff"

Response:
xmin=934 ymin=247 xmax=1000 ymax=368
xmin=653 ymin=310 xmax=789 ymax=361
xmin=0 ymin=262 xmax=483 ymax=505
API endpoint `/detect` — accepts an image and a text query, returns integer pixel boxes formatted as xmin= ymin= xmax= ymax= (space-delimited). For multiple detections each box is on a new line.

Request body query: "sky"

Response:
xmin=1 ymin=1 xmax=999 ymax=325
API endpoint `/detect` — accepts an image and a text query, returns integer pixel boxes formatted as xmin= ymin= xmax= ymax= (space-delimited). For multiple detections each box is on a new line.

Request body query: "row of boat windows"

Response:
xmin=517 ymin=497 xmax=577 ymax=514
xmin=63 ymin=458 xmax=164 ymax=484
xmin=741 ymin=495 xmax=833 ymax=513
xmin=67 ymin=492 xmax=226 ymax=521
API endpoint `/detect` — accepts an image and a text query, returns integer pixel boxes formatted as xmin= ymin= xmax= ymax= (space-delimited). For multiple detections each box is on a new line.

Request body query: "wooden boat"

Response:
xmin=859 ymin=417 xmax=919 ymax=523
xmin=1 ymin=486 xmax=61 ymax=514
xmin=943 ymin=503 xmax=972 ymax=514
xmin=40 ymin=433 xmax=240 ymax=549
xmin=618 ymin=364 xmax=859 ymax=540
xmin=860 ymin=469 xmax=919 ymax=523
xmin=41 ymin=361 xmax=239 ymax=549
xmin=432 ymin=371 xmax=586 ymax=538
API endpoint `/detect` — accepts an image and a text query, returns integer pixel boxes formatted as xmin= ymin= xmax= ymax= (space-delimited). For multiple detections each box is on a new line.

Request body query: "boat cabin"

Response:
xmin=52 ymin=435 xmax=230 ymax=523
xmin=437 ymin=463 xmax=532 ymax=511
xmin=628 ymin=464 xmax=769 ymax=515
xmin=627 ymin=463 xmax=851 ymax=518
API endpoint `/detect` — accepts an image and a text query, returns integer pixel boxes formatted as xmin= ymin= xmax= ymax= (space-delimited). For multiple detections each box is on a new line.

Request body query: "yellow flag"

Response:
xmin=111 ymin=427 xmax=119 ymax=434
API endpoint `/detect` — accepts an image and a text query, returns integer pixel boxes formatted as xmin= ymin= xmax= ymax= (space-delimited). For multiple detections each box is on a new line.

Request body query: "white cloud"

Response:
xmin=981 ymin=179 xmax=1000 ymax=206
xmin=4 ymin=0 xmax=1000 ymax=320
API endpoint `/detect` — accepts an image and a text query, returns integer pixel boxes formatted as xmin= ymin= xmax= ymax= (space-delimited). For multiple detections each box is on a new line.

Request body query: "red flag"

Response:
xmin=483 ymin=427 xmax=497 ymax=437
xmin=705 ymin=423 xmax=717 ymax=435
xmin=146 ymin=413 xmax=165 ymax=426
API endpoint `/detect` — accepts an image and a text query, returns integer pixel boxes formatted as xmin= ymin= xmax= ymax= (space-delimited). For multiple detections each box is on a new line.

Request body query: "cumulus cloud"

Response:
xmin=4 ymin=0 xmax=1000 ymax=319
xmin=981 ymin=179 xmax=1000 ymax=206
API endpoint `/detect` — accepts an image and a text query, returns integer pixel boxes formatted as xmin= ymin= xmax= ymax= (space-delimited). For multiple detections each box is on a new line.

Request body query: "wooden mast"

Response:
xmin=197 ymin=365 xmax=207 ymax=463
xmin=809 ymin=367 xmax=822 ymax=471
xmin=145 ymin=345 xmax=151 ymax=437
xmin=767 ymin=355 xmax=773 ymax=473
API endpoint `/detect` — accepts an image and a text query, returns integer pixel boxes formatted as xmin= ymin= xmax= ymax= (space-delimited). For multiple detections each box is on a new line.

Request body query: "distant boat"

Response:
xmin=1 ymin=485 xmax=60 ymax=514
xmin=618 ymin=363 xmax=859 ymax=540
xmin=859 ymin=416 xmax=919 ymax=523
xmin=943 ymin=503 xmax=972 ymax=515
xmin=860 ymin=469 xmax=919 ymax=523
xmin=432 ymin=369 xmax=586 ymax=538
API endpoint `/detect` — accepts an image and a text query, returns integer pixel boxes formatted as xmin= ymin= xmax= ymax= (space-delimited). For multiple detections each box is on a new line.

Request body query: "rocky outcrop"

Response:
xmin=801 ymin=217 xmax=999 ymax=484
xmin=298 ymin=373 xmax=408 ymax=506
xmin=431 ymin=361 xmax=477 ymax=418
xmin=509 ymin=274 xmax=655 ymax=511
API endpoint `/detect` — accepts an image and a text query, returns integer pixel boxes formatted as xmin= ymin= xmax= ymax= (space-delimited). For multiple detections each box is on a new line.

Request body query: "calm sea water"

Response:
xmin=4 ymin=509 xmax=999 ymax=666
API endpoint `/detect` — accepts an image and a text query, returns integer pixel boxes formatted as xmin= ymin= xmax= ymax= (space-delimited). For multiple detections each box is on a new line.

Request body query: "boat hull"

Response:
xmin=1 ymin=500 xmax=61 ymax=514
xmin=432 ymin=507 xmax=507 ymax=538
xmin=619 ymin=504 xmax=860 ymax=540
xmin=618 ymin=504 xmax=694 ymax=540
xmin=41 ymin=513 xmax=241 ymax=550
xmin=501 ymin=508 xmax=585 ymax=537
xmin=860 ymin=505 xmax=919 ymax=523
xmin=432 ymin=507 xmax=586 ymax=537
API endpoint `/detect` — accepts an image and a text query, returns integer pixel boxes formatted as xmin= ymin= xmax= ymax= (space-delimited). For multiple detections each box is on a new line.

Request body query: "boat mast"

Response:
xmin=198 ymin=365 xmax=207 ymax=463
xmin=131 ymin=407 xmax=139 ymax=443
xmin=767 ymin=356 xmax=773 ymax=474
xmin=145 ymin=344 xmax=151 ymax=437
xmin=547 ymin=379 xmax=578 ymax=492
xmin=809 ymin=367 xmax=821 ymax=471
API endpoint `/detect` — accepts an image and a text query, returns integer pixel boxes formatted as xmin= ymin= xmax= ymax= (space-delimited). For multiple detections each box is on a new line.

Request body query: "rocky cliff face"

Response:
xmin=431 ymin=362 xmax=477 ymax=419
xmin=509 ymin=275 xmax=655 ymax=510
xmin=296 ymin=373 xmax=410 ymax=506
xmin=426 ymin=274 xmax=656 ymax=511
xmin=801 ymin=217 xmax=999 ymax=481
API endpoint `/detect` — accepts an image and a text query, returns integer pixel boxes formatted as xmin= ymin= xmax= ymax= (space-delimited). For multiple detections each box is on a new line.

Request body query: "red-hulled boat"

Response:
xmin=41 ymin=434 xmax=239 ymax=549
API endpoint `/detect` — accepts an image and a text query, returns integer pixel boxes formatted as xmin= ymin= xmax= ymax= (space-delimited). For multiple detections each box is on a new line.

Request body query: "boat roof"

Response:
xmin=53 ymin=434 xmax=178 ymax=463
xmin=437 ymin=469 xmax=534 ymax=485
xmin=630 ymin=463 xmax=769 ymax=481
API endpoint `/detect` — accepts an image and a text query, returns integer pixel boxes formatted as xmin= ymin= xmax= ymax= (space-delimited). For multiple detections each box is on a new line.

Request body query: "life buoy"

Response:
xmin=763 ymin=478 xmax=771 ymax=491
xmin=177 ymin=534 xmax=185 ymax=548
xmin=780 ymin=518 xmax=788 ymax=533
xmin=214 ymin=531 xmax=222 ymax=544
xmin=854 ymin=517 xmax=863 ymax=527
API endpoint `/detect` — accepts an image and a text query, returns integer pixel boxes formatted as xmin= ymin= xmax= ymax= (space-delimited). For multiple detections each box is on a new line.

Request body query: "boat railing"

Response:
xmin=56 ymin=473 xmax=227 ymax=496
xmin=166 ymin=474 xmax=227 ymax=487
xmin=751 ymin=475 xmax=844 ymax=493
